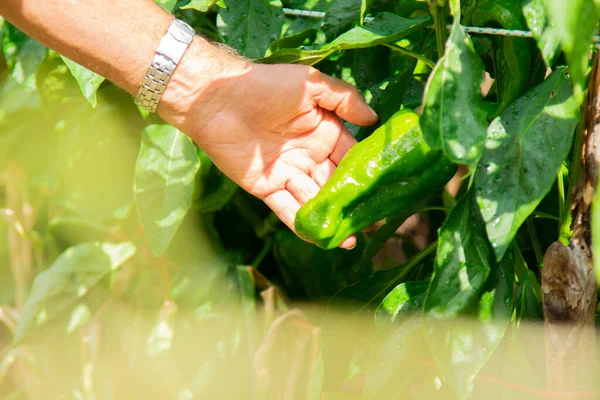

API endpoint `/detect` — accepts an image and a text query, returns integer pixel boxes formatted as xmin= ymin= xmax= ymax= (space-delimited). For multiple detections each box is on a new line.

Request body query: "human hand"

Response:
xmin=160 ymin=41 xmax=378 ymax=249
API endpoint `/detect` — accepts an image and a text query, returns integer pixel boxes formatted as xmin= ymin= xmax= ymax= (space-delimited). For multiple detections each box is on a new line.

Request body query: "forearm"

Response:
xmin=0 ymin=0 xmax=240 ymax=109
xmin=0 ymin=0 xmax=173 ymax=93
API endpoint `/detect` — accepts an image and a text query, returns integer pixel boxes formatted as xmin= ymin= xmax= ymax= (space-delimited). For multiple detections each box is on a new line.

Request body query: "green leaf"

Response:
xmin=195 ymin=149 xmax=238 ymax=213
xmin=60 ymin=56 xmax=104 ymax=107
xmin=544 ymin=0 xmax=600 ymax=102
xmin=329 ymin=242 xmax=436 ymax=314
xmin=420 ymin=16 xmax=488 ymax=169
xmin=322 ymin=0 xmax=361 ymax=41
xmin=153 ymin=0 xmax=178 ymax=12
xmin=523 ymin=0 xmax=561 ymax=66
xmin=425 ymin=245 xmax=515 ymax=397
xmin=475 ymin=68 xmax=579 ymax=261
xmin=424 ymin=191 xmax=492 ymax=318
xmin=2 ymin=24 xmax=47 ymax=84
xmin=374 ymin=280 xmax=429 ymax=325
xmin=265 ymin=28 xmax=318 ymax=56
xmin=360 ymin=0 xmax=375 ymax=24
xmin=261 ymin=13 xmax=430 ymax=65
xmin=219 ymin=0 xmax=284 ymax=59
xmin=515 ymin=270 xmax=543 ymax=323
xmin=273 ymin=228 xmax=371 ymax=298
xmin=15 ymin=242 xmax=136 ymax=342
xmin=181 ymin=0 xmax=222 ymax=12
xmin=134 ymin=125 xmax=200 ymax=256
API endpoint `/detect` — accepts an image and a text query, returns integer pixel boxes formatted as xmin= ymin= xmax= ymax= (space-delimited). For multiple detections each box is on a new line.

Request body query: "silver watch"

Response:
xmin=134 ymin=19 xmax=195 ymax=113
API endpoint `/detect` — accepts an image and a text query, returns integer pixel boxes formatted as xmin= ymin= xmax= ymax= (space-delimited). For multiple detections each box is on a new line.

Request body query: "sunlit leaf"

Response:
xmin=135 ymin=125 xmax=200 ymax=256
xmin=425 ymin=191 xmax=491 ymax=318
xmin=523 ymin=0 xmax=561 ymax=66
xmin=60 ymin=56 xmax=105 ymax=107
xmin=420 ymin=14 xmax=488 ymax=169
xmin=425 ymin=244 xmax=515 ymax=397
xmin=154 ymin=0 xmax=178 ymax=11
xmin=544 ymin=0 xmax=600 ymax=102
xmin=374 ymin=280 xmax=429 ymax=325
xmin=15 ymin=242 xmax=136 ymax=342
xmin=475 ymin=68 xmax=579 ymax=260
xmin=2 ymin=24 xmax=47 ymax=83
xmin=181 ymin=0 xmax=223 ymax=12
xmin=261 ymin=13 xmax=430 ymax=65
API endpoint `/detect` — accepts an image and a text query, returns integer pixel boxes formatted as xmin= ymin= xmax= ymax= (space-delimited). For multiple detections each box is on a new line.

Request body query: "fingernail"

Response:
xmin=368 ymin=107 xmax=378 ymax=119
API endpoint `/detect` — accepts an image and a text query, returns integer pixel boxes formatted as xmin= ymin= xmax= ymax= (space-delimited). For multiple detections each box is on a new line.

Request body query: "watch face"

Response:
xmin=171 ymin=19 xmax=195 ymax=44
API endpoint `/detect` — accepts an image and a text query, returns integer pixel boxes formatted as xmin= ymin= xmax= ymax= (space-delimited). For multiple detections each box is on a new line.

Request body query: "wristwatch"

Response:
xmin=134 ymin=19 xmax=195 ymax=113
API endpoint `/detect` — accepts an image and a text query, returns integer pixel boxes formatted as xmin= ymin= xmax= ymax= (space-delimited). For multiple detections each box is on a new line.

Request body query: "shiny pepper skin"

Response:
xmin=294 ymin=109 xmax=456 ymax=250
xmin=471 ymin=0 xmax=532 ymax=118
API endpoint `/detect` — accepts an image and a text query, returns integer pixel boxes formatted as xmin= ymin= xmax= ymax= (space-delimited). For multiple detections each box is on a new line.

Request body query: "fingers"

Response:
xmin=264 ymin=190 xmax=302 ymax=234
xmin=286 ymin=174 xmax=320 ymax=204
xmin=340 ymin=235 xmax=357 ymax=249
xmin=315 ymin=73 xmax=378 ymax=126
xmin=311 ymin=159 xmax=336 ymax=187
xmin=329 ymin=126 xmax=357 ymax=166
xmin=264 ymin=174 xmax=357 ymax=250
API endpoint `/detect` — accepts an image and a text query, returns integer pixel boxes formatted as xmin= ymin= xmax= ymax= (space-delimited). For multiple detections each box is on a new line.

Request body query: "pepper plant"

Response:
xmin=0 ymin=0 xmax=599 ymax=398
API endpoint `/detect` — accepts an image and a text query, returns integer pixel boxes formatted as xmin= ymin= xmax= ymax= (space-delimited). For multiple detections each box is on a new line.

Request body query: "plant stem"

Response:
xmin=511 ymin=242 xmax=529 ymax=282
xmin=251 ymin=237 xmax=272 ymax=269
xmin=559 ymin=117 xmax=584 ymax=243
xmin=557 ymin=165 xmax=566 ymax=229
xmin=527 ymin=218 xmax=543 ymax=267
xmin=383 ymin=43 xmax=435 ymax=69
xmin=429 ymin=0 xmax=448 ymax=59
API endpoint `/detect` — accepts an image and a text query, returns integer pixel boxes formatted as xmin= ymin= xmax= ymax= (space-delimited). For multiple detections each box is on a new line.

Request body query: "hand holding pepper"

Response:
xmin=0 ymin=0 xmax=378 ymax=249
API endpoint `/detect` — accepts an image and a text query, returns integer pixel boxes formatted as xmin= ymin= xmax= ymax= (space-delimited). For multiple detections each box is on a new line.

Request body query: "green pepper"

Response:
xmin=470 ymin=0 xmax=532 ymax=117
xmin=294 ymin=109 xmax=456 ymax=250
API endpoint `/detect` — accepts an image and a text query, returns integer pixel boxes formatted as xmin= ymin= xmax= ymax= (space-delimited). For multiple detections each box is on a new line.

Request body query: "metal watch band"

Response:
xmin=134 ymin=19 xmax=195 ymax=113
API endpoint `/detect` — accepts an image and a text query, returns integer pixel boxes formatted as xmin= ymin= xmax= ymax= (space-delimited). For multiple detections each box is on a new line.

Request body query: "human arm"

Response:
xmin=0 ymin=0 xmax=378 ymax=248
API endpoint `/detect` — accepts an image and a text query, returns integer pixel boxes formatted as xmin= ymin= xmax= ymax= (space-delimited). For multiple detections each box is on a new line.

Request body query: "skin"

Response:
xmin=0 ymin=0 xmax=378 ymax=249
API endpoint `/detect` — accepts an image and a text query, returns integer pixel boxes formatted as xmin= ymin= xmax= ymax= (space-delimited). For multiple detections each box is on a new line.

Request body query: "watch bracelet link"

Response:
xmin=134 ymin=19 xmax=195 ymax=113
xmin=134 ymin=54 xmax=176 ymax=113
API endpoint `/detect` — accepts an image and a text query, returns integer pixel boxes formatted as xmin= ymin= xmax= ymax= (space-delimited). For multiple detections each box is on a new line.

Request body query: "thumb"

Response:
xmin=314 ymin=73 xmax=378 ymax=126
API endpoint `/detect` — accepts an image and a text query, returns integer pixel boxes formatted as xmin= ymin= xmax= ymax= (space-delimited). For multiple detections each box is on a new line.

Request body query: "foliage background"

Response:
xmin=0 ymin=0 xmax=598 ymax=398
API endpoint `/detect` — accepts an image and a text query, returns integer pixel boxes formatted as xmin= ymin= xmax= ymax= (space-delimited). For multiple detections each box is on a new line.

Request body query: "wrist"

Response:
xmin=157 ymin=37 xmax=249 ymax=131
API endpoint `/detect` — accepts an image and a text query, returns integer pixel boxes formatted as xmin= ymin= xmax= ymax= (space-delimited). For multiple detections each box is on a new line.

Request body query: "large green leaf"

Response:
xmin=322 ymin=0 xmax=361 ymax=41
xmin=60 ymin=56 xmax=105 ymax=107
xmin=219 ymin=0 xmax=284 ymax=59
xmin=424 ymin=191 xmax=492 ymax=318
xmin=544 ymin=0 xmax=600 ymax=102
xmin=134 ymin=125 xmax=200 ymax=256
xmin=425 ymin=244 xmax=515 ymax=397
xmin=475 ymin=68 xmax=579 ymax=261
xmin=420 ymin=14 xmax=488 ymax=169
xmin=523 ymin=0 xmax=561 ymax=66
xmin=260 ymin=13 xmax=430 ymax=65
xmin=15 ymin=242 xmax=136 ymax=342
